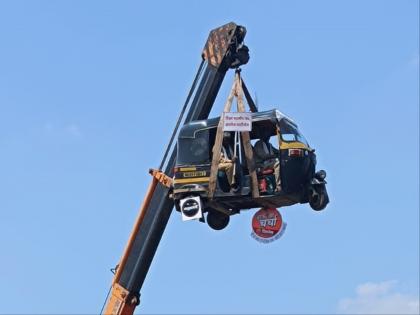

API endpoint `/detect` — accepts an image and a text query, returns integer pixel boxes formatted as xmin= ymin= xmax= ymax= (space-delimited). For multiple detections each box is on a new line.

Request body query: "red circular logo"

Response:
xmin=252 ymin=208 xmax=283 ymax=239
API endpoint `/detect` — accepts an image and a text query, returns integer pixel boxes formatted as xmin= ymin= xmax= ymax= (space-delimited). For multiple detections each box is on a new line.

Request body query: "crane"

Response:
xmin=102 ymin=22 xmax=253 ymax=315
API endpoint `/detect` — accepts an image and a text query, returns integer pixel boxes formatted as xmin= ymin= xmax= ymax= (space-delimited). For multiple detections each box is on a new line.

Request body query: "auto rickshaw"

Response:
xmin=172 ymin=109 xmax=329 ymax=230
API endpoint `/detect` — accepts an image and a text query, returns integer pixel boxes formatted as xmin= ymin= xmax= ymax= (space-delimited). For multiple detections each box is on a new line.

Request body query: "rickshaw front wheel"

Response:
xmin=309 ymin=186 xmax=329 ymax=211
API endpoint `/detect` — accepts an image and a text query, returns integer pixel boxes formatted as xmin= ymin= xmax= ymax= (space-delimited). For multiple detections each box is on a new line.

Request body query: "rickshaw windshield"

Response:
xmin=177 ymin=129 xmax=210 ymax=165
xmin=279 ymin=119 xmax=309 ymax=146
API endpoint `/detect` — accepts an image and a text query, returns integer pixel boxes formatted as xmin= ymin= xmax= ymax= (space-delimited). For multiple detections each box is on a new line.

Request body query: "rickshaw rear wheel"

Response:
xmin=207 ymin=210 xmax=230 ymax=230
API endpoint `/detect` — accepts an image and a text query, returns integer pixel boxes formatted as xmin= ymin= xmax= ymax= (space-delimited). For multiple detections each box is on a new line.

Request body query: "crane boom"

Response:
xmin=103 ymin=22 xmax=250 ymax=315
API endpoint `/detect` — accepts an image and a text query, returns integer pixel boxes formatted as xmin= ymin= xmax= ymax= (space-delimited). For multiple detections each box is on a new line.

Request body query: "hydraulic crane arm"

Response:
xmin=103 ymin=22 xmax=250 ymax=315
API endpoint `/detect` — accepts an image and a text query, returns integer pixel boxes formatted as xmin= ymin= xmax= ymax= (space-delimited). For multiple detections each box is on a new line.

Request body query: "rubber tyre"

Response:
xmin=207 ymin=211 xmax=230 ymax=230
xmin=309 ymin=186 xmax=329 ymax=211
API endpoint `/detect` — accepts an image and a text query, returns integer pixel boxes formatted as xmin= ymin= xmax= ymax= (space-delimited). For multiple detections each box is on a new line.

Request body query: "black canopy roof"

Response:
xmin=178 ymin=109 xmax=297 ymax=139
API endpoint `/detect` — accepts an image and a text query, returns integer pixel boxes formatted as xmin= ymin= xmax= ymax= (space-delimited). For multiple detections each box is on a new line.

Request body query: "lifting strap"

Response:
xmin=207 ymin=70 xmax=259 ymax=199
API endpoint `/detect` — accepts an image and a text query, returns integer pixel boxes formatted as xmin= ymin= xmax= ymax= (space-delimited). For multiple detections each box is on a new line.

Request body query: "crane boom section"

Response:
xmin=103 ymin=22 xmax=250 ymax=315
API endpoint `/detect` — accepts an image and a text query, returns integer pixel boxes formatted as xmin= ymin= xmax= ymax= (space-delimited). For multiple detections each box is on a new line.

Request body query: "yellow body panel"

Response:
xmin=179 ymin=167 xmax=197 ymax=171
xmin=173 ymin=177 xmax=210 ymax=184
xmin=280 ymin=141 xmax=310 ymax=150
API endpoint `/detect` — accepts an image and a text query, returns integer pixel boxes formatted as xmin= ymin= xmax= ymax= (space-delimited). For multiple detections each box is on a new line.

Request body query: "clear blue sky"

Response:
xmin=0 ymin=1 xmax=418 ymax=314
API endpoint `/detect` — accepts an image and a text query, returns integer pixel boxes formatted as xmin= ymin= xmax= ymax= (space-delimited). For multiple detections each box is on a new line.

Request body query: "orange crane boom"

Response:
xmin=104 ymin=170 xmax=172 ymax=315
xmin=101 ymin=22 xmax=252 ymax=315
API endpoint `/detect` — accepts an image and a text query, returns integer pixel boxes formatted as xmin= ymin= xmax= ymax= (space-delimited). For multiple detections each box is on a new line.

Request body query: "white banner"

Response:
xmin=223 ymin=112 xmax=252 ymax=131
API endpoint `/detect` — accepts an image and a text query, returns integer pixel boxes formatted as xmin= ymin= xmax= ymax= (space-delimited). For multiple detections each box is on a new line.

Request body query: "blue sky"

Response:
xmin=0 ymin=0 xmax=418 ymax=314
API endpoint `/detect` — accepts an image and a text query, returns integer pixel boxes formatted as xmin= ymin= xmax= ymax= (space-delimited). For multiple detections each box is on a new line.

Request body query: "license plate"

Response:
xmin=183 ymin=171 xmax=206 ymax=178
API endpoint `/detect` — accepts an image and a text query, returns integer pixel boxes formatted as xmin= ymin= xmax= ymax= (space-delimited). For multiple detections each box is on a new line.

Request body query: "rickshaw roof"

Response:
xmin=179 ymin=109 xmax=296 ymax=138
